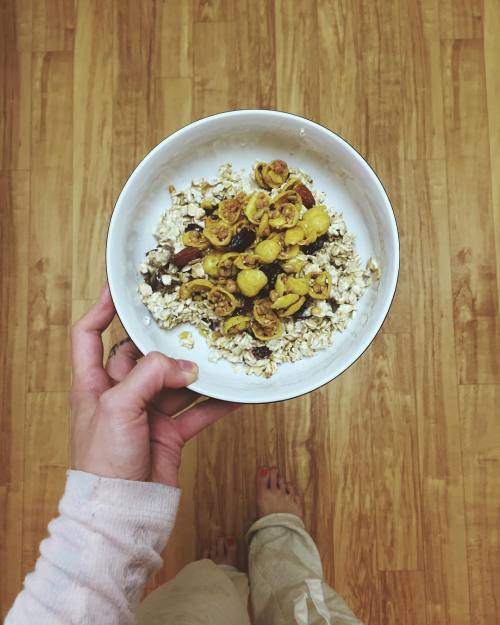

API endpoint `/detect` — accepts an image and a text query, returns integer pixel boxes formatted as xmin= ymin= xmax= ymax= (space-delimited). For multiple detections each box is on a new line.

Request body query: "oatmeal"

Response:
xmin=138 ymin=160 xmax=380 ymax=377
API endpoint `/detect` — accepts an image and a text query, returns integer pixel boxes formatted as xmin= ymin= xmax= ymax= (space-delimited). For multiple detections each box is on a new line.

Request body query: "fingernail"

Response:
xmin=260 ymin=467 xmax=268 ymax=477
xmin=178 ymin=359 xmax=198 ymax=378
xmin=227 ymin=536 xmax=235 ymax=545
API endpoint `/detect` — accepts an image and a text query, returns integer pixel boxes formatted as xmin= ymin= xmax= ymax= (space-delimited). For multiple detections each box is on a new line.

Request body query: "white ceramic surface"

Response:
xmin=106 ymin=110 xmax=399 ymax=403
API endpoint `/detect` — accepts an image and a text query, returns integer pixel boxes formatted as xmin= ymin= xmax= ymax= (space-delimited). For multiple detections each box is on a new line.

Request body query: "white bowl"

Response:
xmin=107 ymin=110 xmax=399 ymax=404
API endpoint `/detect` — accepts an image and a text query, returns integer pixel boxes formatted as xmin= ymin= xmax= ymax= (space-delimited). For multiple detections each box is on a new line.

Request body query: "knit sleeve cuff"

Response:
xmin=61 ymin=470 xmax=182 ymax=520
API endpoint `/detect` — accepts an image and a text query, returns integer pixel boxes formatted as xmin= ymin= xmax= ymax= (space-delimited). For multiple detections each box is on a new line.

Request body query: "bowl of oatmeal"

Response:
xmin=106 ymin=110 xmax=399 ymax=403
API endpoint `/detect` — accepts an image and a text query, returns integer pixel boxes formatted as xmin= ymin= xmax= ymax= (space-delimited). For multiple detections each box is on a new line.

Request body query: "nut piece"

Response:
xmin=294 ymin=183 xmax=316 ymax=208
xmin=172 ymin=246 xmax=203 ymax=267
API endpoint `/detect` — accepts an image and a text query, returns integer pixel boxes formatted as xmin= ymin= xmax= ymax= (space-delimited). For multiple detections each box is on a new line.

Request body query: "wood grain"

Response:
xmin=459 ymin=385 xmax=500 ymax=624
xmin=72 ymin=0 xmax=113 ymax=299
xmin=22 ymin=392 xmax=69 ymax=575
xmin=406 ymin=158 xmax=470 ymax=625
xmin=369 ymin=334 xmax=421 ymax=571
xmin=0 ymin=172 xmax=29 ymax=611
xmin=442 ymin=38 xmax=499 ymax=384
xmin=28 ymin=51 xmax=73 ymax=392
xmin=1 ymin=0 xmax=499 ymax=622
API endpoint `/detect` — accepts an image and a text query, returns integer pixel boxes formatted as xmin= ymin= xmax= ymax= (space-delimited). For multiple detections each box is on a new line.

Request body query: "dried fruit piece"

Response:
xmin=271 ymin=293 xmax=300 ymax=310
xmin=251 ymin=318 xmax=282 ymax=341
xmin=302 ymin=205 xmax=330 ymax=236
xmin=172 ymin=246 xmax=203 ymax=267
xmin=308 ymin=271 xmax=332 ymax=300
xmin=252 ymin=346 xmax=272 ymax=359
xmin=294 ymin=183 xmax=316 ymax=208
xmin=182 ymin=229 xmax=209 ymax=249
xmin=218 ymin=252 xmax=239 ymax=278
xmin=233 ymin=253 xmax=259 ymax=270
xmin=254 ymin=162 xmax=269 ymax=189
xmin=218 ymin=196 xmax=244 ymax=225
xmin=302 ymin=234 xmax=329 ymax=255
xmin=236 ymin=268 xmax=268 ymax=297
xmin=253 ymin=298 xmax=278 ymax=327
xmin=245 ymin=191 xmax=270 ymax=224
xmin=263 ymin=160 xmax=289 ymax=188
xmin=224 ymin=228 xmax=256 ymax=252
xmin=203 ymin=253 xmax=222 ymax=277
xmin=179 ymin=278 xmax=213 ymax=300
xmin=204 ymin=221 xmax=233 ymax=247
xmin=208 ymin=286 xmax=238 ymax=316
xmin=223 ymin=315 xmax=251 ymax=335
xmin=255 ymin=239 xmax=281 ymax=263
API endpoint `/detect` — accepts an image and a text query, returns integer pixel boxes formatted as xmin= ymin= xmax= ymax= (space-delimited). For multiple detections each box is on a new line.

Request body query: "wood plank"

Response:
xmin=327 ymin=359 xmax=380 ymax=624
xmin=369 ymin=333 xmax=421 ymax=571
xmin=0 ymin=0 xmax=32 ymax=171
xmin=459 ymin=385 xmax=500 ymax=624
xmin=0 ymin=171 xmax=29 ymax=617
xmin=32 ymin=0 xmax=74 ymax=52
xmin=232 ymin=0 xmax=276 ymax=110
xmin=380 ymin=571 xmax=427 ymax=625
xmin=364 ymin=0 xmax=409 ymax=335
xmin=155 ymin=0 xmax=193 ymax=79
xmin=406 ymin=159 xmax=470 ymax=625
xmin=193 ymin=21 xmax=236 ymax=118
xmin=317 ymin=0 xmax=368 ymax=154
xmin=21 ymin=392 xmax=69 ymax=576
xmin=72 ymin=0 xmax=113 ymax=299
xmin=113 ymin=1 xmax=157 ymax=198
xmin=400 ymin=0 xmax=445 ymax=160
xmin=438 ymin=0 xmax=483 ymax=39
xmin=193 ymin=0 xmax=235 ymax=22
xmin=485 ymin=0 xmax=500 ymax=306
xmin=442 ymin=38 xmax=499 ymax=384
xmin=28 ymin=51 xmax=73 ymax=392
xmin=275 ymin=0 xmax=320 ymax=120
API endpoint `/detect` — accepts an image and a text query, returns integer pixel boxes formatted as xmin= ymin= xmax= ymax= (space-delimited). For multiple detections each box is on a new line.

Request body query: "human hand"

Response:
xmin=70 ymin=285 xmax=236 ymax=487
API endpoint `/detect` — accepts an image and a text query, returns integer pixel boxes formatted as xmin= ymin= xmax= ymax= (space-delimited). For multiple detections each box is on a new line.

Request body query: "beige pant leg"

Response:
xmin=246 ymin=513 xmax=364 ymax=625
xmin=135 ymin=559 xmax=251 ymax=625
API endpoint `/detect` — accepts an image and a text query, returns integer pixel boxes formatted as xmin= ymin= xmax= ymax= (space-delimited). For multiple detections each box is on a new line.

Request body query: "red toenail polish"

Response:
xmin=227 ymin=537 xmax=235 ymax=545
xmin=260 ymin=467 xmax=268 ymax=476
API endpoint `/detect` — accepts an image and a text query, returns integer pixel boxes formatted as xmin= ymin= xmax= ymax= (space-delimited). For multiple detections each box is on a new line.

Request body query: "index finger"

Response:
xmin=71 ymin=285 xmax=115 ymax=385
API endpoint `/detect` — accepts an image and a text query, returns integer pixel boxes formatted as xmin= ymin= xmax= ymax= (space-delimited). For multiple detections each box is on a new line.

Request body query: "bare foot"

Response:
xmin=256 ymin=466 xmax=304 ymax=519
xmin=203 ymin=536 xmax=237 ymax=567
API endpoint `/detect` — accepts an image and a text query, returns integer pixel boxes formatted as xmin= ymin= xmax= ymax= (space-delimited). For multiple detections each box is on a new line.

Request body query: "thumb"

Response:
xmin=101 ymin=352 xmax=198 ymax=417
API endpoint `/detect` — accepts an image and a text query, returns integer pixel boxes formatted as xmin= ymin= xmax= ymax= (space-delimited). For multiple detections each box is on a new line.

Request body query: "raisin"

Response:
xmin=261 ymin=262 xmax=281 ymax=290
xmin=144 ymin=272 xmax=164 ymax=293
xmin=185 ymin=223 xmax=202 ymax=232
xmin=224 ymin=228 xmax=256 ymax=252
xmin=252 ymin=346 xmax=272 ymax=360
xmin=329 ymin=298 xmax=339 ymax=313
xmin=302 ymin=234 xmax=329 ymax=255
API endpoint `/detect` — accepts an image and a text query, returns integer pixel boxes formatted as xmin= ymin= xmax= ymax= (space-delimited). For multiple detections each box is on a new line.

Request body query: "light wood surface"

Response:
xmin=1 ymin=1 xmax=499 ymax=623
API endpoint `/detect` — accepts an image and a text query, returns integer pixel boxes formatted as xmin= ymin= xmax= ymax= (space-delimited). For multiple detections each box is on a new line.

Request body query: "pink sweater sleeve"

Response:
xmin=5 ymin=470 xmax=181 ymax=625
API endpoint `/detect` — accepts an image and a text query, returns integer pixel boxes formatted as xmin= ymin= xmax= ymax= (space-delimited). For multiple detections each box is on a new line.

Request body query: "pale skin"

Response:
xmin=70 ymin=285 xmax=237 ymax=488
xmin=71 ymin=285 xmax=304 ymax=566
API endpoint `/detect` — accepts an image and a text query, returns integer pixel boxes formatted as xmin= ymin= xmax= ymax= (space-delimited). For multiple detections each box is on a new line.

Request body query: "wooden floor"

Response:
xmin=1 ymin=0 xmax=499 ymax=623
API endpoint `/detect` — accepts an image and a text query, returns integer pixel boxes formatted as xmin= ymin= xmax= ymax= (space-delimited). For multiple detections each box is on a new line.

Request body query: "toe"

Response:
xmin=256 ymin=466 xmax=270 ymax=492
xmin=269 ymin=466 xmax=279 ymax=490
xmin=286 ymin=481 xmax=295 ymax=495
xmin=278 ymin=477 xmax=286 ymax=492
